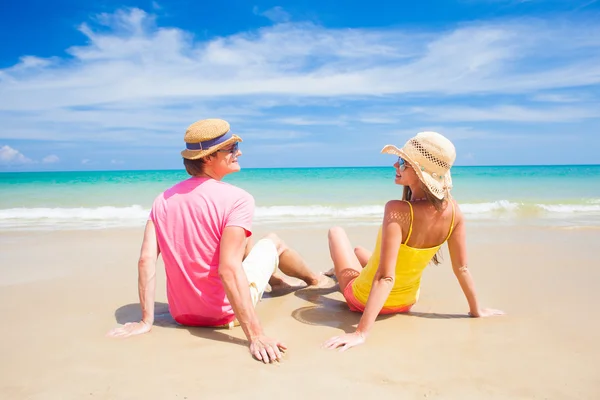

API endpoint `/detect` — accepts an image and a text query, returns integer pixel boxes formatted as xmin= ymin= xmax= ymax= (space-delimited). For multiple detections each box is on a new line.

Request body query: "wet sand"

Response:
xmin=0 ymin=224 xmax=599 ymax=399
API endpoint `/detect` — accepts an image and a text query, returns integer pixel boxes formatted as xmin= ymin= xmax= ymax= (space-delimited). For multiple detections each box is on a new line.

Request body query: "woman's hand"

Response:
xmin=469 ymin=308 xmax=505 ymax=317
xmin=323 ymin=331 xmax=366 ymax=352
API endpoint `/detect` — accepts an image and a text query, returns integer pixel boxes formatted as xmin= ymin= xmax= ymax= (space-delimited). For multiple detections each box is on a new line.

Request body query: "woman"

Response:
xmin=324 ymin=131 xmax=504 ymax=351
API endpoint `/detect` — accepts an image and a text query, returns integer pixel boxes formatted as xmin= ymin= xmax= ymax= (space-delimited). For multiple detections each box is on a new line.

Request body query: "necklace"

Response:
xmin=411 ymin=197 xmax=427 ymax=202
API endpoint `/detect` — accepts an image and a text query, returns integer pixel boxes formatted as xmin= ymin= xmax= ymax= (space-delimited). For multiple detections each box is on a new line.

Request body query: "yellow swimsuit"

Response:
xmin=352 ymin=200 xmax=455 ymax=308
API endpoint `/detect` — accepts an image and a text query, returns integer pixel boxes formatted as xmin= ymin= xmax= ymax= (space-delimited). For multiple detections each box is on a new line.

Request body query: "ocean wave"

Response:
xmin=1 ymin=201 xmax=599 ymax=230
xmin=537 ymin=204 xmax=600 ymax=213
xmin=255 ymin=205 xmax=383 ymax=218
xmin=460 ymin=200 xmax=520 ymax=214
xmin=0 ymin=206 xmax=149 ymax=230
xmin=0 ymin=205 xmax=149 ymax=220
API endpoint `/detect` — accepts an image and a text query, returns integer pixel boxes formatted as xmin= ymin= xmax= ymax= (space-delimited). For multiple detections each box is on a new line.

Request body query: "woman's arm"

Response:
xmin=447 ymin=204 xmax=504 ymax=317
xmin=324 ymin=201 xmax=404 ymax=350
xmin=355 ymin=201 xmax=404 ymax=335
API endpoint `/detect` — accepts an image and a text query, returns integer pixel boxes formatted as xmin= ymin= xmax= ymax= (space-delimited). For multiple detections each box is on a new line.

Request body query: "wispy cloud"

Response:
xmin=254 ymin=6 xmax=291 ymax=23
xmin=3 ymin=9 xmax=599 ymax=110
xmin=0 ymin=145 xmax=33 ymax=165
xmin=42 ymin=155 xmax=60 ymax=164
xmin=274 ymin=117 xmax=348 ymax=126
xmin=0 ymin=146 xmax=62 ymax=166
xmin=0 ymin=7 xmax=599 ymax=167
xmin=411 ymin=104 xmax=600 ymax=122
xmin=530 ymin=92 xmax=591 ymax=103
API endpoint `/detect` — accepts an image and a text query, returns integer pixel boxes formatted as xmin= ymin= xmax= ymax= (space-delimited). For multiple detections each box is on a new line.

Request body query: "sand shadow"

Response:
xmin=404 ymin=311 xmax=470 ymax=320
xmin=291 ymin=285 xmax=395 ymax=333
xmin=114 ymin=302 xmax=248 ymax=347
xmin=262 ymin=284 xmax=306 ymax=299
xmin=291 ymin=284 xmax=470 ymax=332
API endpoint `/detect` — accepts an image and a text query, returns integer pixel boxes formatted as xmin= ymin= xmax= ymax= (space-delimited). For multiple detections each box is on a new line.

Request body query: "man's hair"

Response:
xmin=183 ymin=155 xmax=212 ymax=176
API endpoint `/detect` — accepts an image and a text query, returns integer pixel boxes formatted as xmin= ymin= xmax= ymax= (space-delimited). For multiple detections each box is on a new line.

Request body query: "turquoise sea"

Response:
xmin=1 ymin=165 xmax=599 ymax=230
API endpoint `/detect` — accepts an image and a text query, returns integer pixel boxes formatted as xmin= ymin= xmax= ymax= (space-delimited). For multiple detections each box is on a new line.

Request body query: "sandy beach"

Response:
xmin=1 ymin=223 xmax=599 ymax=399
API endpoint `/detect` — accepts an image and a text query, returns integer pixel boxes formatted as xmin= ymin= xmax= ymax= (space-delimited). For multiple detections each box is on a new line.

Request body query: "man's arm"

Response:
xmin=107 ymin=220 xmax=160 ymax=337
xmin=219 ymin=226 xmax=286 ymax=363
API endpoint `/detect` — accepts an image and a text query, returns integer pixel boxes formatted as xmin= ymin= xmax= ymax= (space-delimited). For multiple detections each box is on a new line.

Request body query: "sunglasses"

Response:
xmin=398 ymin=157 xmax=410 ymax=172
xmin=216 ymin=142 xmax=239 ymax=155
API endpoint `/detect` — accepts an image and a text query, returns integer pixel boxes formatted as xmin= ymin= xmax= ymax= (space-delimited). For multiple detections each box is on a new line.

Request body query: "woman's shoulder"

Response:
xmin=383 ymin=200 xmax=412 ymax=220
xmin=384 ymin=199 xmax=410 ymax=211
xmin=448 ymin=198 xmax=464 ymax=222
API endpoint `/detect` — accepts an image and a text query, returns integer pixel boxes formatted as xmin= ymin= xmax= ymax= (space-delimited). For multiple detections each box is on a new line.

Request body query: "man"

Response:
xmin=108 ymin=118 xmax=327 ymax=363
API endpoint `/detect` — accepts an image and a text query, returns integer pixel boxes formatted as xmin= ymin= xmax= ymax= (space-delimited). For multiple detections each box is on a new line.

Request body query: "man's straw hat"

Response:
xmin=181 ymin=119 xmax=242 ymax=160
xmin=381 ymin=131 xmax=456 ymax=199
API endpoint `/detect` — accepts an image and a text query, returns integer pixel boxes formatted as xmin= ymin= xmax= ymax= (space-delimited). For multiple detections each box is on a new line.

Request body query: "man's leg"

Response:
xmin=263 ymin=233 xmax=325 ymax=286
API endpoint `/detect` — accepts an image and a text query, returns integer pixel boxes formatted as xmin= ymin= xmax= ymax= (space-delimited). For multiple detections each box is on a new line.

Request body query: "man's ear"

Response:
xmin=204 ymin=153 xmax=216 ymax=164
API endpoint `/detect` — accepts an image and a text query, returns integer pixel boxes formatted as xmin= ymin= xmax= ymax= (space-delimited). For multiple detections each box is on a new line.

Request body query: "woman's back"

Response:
xmin=401 ymin=199 xmax=456 ymax=249
xmin=351 ymin=199 xmax=457 ymax=307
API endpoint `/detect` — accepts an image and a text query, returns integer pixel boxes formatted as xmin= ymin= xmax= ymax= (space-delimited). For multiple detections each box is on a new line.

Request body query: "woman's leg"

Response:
xmin=354 ymin=246 xmax=372 ymax=268
xmin=327 ymin=227 xmax=362 ymax=292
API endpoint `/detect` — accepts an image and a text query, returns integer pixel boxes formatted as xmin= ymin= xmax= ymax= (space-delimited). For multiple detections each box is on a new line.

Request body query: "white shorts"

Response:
xmin=242 ymin=238 xmax=279 ymax=306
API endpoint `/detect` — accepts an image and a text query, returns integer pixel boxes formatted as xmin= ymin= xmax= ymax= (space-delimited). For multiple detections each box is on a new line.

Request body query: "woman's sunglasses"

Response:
xmin=398 ymin=157 xmax=410 ymax=172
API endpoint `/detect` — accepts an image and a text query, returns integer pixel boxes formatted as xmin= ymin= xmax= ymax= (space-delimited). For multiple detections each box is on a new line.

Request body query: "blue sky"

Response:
xmin=1 ymin=0 xmax=599 ymax=171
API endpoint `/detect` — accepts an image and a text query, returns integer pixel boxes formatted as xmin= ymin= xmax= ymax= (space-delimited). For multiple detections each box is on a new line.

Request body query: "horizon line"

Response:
xmin=2 ymin=163 xmax=600 ymax=174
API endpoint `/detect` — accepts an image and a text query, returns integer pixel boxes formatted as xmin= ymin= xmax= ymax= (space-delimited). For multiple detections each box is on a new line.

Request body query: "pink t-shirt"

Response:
xmin=149 ymin=177 xmax=254 ymax=326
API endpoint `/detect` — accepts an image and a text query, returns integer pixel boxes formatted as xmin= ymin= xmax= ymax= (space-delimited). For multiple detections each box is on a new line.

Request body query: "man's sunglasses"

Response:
xmin=217 ymin=142 xmax=239 ymax=155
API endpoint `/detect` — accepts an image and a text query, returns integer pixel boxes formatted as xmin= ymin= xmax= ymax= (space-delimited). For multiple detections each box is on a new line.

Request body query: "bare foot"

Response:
xmin=267 ymin=280 xmax=303 ymax=297
xmin=323 ymin=268 xmax=336 ymax=279
xmin=308 ymin=273 xmax=336 ymax=289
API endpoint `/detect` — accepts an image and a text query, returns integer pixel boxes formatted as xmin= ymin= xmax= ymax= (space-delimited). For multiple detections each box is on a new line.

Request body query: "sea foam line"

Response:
xmin=1 ymin=201 xmax=600 ymax=224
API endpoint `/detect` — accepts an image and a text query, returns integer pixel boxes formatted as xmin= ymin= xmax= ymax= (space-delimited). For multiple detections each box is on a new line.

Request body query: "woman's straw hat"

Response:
xmin=381 ymin=131 xmax=456 ymax=199
xmin=181 ymin=118 xmax=242 ymax=160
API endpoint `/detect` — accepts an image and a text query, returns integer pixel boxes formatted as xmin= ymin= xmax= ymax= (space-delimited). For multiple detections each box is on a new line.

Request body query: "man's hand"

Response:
xmin=469 ymin=308 xmax=505 ymax=317
xmin=249 ymin=335 xmax=287 ymax=363
xmin=323 ymin=331 xmax=366 ymax=352
xmin=106 ymin=321 xmax=152 ymax=338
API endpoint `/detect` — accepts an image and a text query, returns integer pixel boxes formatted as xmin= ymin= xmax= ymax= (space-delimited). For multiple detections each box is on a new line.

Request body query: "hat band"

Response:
xmin=185 ymin=131 xmax=233 ymax=150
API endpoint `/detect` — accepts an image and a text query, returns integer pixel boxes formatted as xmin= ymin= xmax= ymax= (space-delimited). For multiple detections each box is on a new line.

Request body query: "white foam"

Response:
xmin=460 ymin=200 xmax=520 ymax=214
xmin=255 ymin=205 xmax=384 ymax=219
xmin=0 ymin=205 xmax=149 ymax=220
xmin=0 ymin=206 xmax=149 ymax=230
xmin=536 ymin=204 xmax=600 ymax=213
xmin=1 ymin=200 xmax=599 ymax=230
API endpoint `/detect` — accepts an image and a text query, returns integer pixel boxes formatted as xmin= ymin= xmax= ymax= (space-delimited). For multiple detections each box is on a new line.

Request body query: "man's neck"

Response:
xmin=195 ymin=170 xmax=222 ymax=181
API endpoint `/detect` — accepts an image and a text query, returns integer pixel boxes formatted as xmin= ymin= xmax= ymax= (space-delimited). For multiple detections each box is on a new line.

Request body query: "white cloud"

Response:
xmin=275 ymin=116 xmax=348 ymax=126
xmin=42 ymin=154 xmax=60 ymax=163
xmin=0 ymin=145 xmax=33 ymax=165
xmin=0 ymin=8 xmax=599 ymax=149
xmin=81 ymin=159 xmax=91 ymax=164
xmin=531 ymin=93 xmax=590 ymax=103
xmin=110 ymin=159 xmax=125 ymax=165
xmin=411 ymin=104 xmax=600 ymax=122
xmin=2 ymin=9 xmax=599 ymax=111
xmin=241 ymin=129 xmax=309 ymax=140
xmin=255 ymin=6 xmax=291 ymax=23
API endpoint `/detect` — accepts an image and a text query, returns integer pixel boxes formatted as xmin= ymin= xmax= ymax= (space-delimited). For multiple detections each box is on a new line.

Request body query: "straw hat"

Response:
xmin=381 ymin=131 xmax=456 ymax=199
xmin=180 ymin=118 xmax=242 ymax=160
